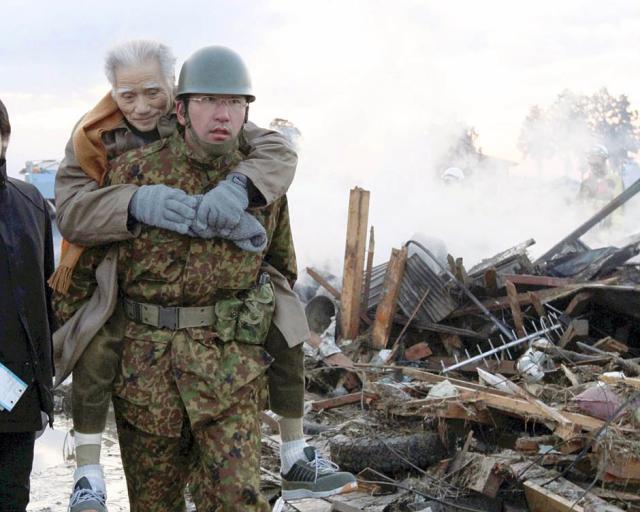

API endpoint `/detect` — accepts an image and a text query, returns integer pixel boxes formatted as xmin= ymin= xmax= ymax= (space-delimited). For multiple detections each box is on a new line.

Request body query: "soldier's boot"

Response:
xmin=68 ymin=464 xmax=107 ymax=512
xmin=280 ymin=446 xmax=357 ymax=500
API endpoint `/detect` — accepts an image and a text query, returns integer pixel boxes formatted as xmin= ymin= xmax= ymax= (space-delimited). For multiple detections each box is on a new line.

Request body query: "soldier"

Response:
xmin=51 ymin=40 xmax=304 ymax=512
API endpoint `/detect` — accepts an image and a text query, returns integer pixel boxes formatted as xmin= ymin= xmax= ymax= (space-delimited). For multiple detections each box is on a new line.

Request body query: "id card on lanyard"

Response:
xmin=0 ymin=362 xmax=28 ymax=411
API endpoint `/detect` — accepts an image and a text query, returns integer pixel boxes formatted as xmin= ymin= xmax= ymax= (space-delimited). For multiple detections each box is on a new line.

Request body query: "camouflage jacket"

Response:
xmin=107 ymin=131 xmax=297 ymax=306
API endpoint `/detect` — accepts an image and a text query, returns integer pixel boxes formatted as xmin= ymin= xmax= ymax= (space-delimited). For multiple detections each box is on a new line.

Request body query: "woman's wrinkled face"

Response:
xmin=113 ymin=59 xmax=172 ymax=132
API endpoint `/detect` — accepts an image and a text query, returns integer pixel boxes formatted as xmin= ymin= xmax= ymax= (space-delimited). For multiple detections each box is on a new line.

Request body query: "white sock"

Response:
xmin=73 ymin=464 xmax=106 ymax=494
xmin=280 ymin=439 xmax=307 ymax=475
xmin=74 ymin=431 xmax=103 ymax=467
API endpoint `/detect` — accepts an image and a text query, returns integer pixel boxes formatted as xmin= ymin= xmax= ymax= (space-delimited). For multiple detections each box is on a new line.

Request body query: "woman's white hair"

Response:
xmin=104 ymin=40 xmax=176 ymax=89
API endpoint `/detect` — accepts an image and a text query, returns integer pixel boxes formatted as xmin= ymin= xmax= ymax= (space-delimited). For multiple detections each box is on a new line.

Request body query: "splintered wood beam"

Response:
xmin=564 ymin=291 xmax=592 ymax=316
xmin=361 ymin=226 xmax=375 ymax=312
xmin=340 ymin=187 xmax=370 ymax=340
xmin=371 ymin=246 xmax=408 ymax=349
xmin=528 ymin=291 xmax=546 ymax=317
xmin=484 ymin=268 xmax=498 ymax=296
xmin=506 ymin=280 xmax=526 ymax=338
xmin=305 ymin=267 xmax=371 ymax=326
xmin=310 ymin=392 xmax=377 ymax=411
xmin=501 ymin=274 xmax=571 ymax=287
xmin=524 ymin=481 xmax=585 ymax=512
xmin=306 ymin=267 xmax=341 ymax=299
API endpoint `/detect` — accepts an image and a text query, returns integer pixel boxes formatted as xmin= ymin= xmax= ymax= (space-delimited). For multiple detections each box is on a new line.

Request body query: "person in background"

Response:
xmin=0 ymin=98 xmax=55 ymax=511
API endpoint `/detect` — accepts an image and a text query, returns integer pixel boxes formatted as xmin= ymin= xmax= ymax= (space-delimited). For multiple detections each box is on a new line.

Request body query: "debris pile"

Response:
xmin=283 ymin=183 xmax=640 ymax=511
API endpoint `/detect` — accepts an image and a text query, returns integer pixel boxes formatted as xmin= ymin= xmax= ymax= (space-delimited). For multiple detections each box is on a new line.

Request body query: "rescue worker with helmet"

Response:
xmin=578 ymin=144 xmax=624 ymax=228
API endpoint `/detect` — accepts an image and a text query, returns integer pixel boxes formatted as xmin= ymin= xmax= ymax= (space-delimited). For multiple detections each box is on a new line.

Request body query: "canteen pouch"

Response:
xmin=214 ymin=273 xmax=275 ymax=344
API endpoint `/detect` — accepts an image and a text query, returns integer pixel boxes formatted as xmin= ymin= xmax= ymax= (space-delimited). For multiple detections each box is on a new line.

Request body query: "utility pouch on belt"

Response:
xmin=214 ymin=272 xmax=275 ymax=345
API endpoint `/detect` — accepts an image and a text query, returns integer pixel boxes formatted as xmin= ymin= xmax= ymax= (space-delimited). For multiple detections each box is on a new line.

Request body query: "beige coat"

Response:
xmin=53 ymin=121 xmax=310 ymax=385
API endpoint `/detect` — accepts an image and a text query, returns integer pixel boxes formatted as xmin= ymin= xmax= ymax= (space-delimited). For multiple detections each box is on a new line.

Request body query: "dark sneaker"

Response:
xmin=281 ymin=446 xmax=358 ymax=500
xmin=68 ymin=476 xmax=107 ymax=512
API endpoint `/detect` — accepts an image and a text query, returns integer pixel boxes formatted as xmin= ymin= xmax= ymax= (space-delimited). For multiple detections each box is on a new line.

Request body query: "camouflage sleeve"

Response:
xmin=264 ymin=197 xmax=298 ymax=287
xmin=51 ymin=245 xmax=109 ymax=325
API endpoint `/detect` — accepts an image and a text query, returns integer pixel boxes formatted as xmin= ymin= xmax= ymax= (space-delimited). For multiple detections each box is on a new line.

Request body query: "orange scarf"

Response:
xmin=48 ymin=93 xmax=124 ymax=294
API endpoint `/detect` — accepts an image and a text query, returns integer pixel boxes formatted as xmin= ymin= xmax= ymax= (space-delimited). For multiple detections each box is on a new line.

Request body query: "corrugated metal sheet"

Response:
xmin=366 ymin=253 xmax=457 ymax=323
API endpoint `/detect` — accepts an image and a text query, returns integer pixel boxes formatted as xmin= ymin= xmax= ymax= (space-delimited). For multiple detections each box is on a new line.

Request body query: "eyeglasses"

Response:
xmin=189 ymin=95 xmax=247 ymax=111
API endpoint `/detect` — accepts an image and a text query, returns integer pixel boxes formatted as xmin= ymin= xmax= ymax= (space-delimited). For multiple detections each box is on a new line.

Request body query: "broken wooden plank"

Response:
xmin=515 ymin=434 xmax=558 ymax=453
xmin=561 ymin=364 xmax=581 ymax=386
xmin=529 ymin=291 xmax=546 ymax=317
xmin=306 ymin=267 xmax=371 ymax=325
xmin=472 ymin=391 xmax=604 ymax=431
xmin=395 ymin=367 xmax=515 ymax=396
xmin=564 ymin=291 xmax=592 ymax=316
xmin=403 ymin=342 xmax=432 ymax=361
xmin=593 ymin=336 xmax=629 ymax=354
xmin=502 ymin=274 xmax=571 ymax=288
xmin=371 ymin=246 xmax=408 ymax=349
xmin=499 ymin=377 xmax=571 ymax=426
xmin=449 ymin=285 xmax=582 ymax=318
xmin=553 ymin=423 xmax=585 ymax=454
xmin=310 ymin=392 xmax=377 ymax=411
xmin=524 ymin=481 xmax=585 ymax=512
xmin=361 ymin=226 xmax=375 ymax=312
xmin=460 ymin=454 xmax=504 ymax=498
xmin=506 ymin=280 xmax=526 ymax=337
xmin=484 ymin=268 xmax=498 ymax=296
xmin=307 ymin=267 xmax=341 ymax=299
xmin=340 ymin=187 xmax=370 ymax=340
xmin=510 ymin=461 xmax=623 ymax=512
xmin=599 ymin=372 xmax=640 ymax=389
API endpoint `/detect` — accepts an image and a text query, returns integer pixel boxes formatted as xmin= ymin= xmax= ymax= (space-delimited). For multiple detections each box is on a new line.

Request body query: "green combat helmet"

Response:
xmin=177 ymin=46 xmax=255 ymax=102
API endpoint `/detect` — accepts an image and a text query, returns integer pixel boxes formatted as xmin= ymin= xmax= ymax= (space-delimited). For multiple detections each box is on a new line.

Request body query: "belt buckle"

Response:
xmin=158 ymin=306 xmax=179 ymax=330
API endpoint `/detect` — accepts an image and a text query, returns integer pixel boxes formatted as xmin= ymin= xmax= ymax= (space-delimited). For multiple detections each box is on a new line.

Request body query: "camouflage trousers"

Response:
xmin=114 ymin=380 xmax=269 ymax=512
xmin=113 ymin=325 xmax=273 ymax=511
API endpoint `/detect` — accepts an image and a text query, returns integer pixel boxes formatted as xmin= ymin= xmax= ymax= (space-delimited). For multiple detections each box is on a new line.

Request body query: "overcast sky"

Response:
xmin=3 ymin=0 xmax=640 ymax=269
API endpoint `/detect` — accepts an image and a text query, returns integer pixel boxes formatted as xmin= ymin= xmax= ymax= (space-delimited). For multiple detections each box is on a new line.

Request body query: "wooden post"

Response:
xmin=371 ymin=246 xmax=408 ymax=349
xmin=361 ymin=226 xmax=375 ymax=312
xmin=505 ymin=280 xmax=525 ymax=338
xmin=340 ymin=187 xmax=370 ymax=340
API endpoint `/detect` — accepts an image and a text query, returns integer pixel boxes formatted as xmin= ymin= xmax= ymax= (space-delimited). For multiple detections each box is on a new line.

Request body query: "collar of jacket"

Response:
xmin=0 ymin=159 xmax=6 ymax=188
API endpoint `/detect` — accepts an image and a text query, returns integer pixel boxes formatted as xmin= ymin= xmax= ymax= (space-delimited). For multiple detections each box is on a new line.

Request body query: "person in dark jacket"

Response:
xmin=0 ymin=98 xmax=56 ymax=511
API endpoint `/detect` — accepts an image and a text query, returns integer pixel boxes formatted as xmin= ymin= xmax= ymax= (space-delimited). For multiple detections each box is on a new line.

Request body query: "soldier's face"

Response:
xmin=113 ymin=59 xmax=172 ymax=132
xmin=177 ymin=95 xmax=246 ymax=147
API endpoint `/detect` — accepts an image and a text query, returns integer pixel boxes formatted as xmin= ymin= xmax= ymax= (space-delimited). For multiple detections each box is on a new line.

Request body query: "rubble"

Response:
xmin=285 ymin=183 xmax=640 ymax=511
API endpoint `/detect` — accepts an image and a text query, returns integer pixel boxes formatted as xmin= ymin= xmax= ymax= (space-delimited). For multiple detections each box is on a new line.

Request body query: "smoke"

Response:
xmin=245 ymin=2 xmax=640 ymax=276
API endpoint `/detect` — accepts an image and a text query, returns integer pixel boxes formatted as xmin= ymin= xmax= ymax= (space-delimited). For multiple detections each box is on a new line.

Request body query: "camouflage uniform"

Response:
xmin=106 ymin=130 xmax=295 ymax=511
xmin=52 ymin=118 xmax=304 ymax=435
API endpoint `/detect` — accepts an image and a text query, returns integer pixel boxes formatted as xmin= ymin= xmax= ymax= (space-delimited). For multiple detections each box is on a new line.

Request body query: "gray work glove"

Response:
xmin=191 ymin=209 xmax=267 ymax=253
xmin=129 ymin=184 xmax=198 ymax=234
xmin=193 ymin=172 xmax=249 ymax=237
xmin=226 ymin=211 xmax=268 ymax=253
